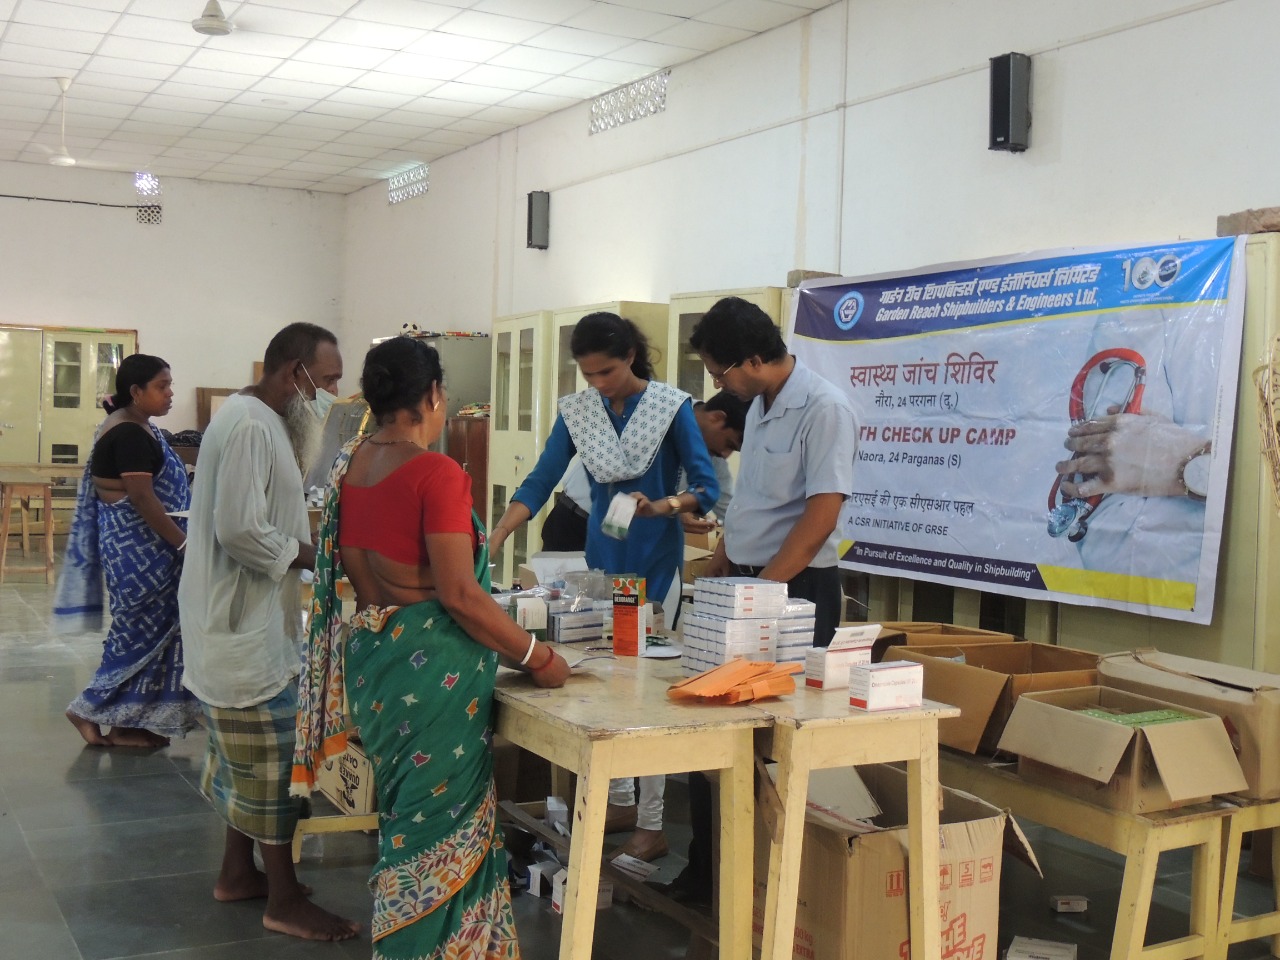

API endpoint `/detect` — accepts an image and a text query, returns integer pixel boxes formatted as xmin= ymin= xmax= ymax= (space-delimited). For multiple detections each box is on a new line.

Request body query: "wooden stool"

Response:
xmin=0 ymin=479 xmax=55 ymax=583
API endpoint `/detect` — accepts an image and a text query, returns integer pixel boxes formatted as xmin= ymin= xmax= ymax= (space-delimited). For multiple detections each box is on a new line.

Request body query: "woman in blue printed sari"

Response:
xmin=55 ymin=354 xmax=202 ymax=747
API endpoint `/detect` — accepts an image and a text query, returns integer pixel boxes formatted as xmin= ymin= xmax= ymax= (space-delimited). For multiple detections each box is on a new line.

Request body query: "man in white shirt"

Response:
xmin=179 ymin=322 xmax=358 ymax=942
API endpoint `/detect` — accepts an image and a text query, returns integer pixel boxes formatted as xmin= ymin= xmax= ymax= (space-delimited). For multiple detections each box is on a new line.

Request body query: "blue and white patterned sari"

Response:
xmin=54 ymin=423 xmax=202 ymax=737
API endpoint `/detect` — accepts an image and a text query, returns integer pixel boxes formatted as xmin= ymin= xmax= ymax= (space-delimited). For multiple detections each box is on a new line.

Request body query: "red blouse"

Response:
xmin=338 ymin=452 xmax=476 ymax=564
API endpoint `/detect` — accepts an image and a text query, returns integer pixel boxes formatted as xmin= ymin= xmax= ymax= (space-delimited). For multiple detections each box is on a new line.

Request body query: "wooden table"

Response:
xmin=938 ymin=750 xmax=1232 ymax=960
xmin=492 ymin=652 xmax=771 ymax=960
xmin=753 ymin=695 xmax=960 ymax=960
xmin=1214 ymin=796 xmax=1280 ymax=960
xmin=0 ymin=468 xmax=57 ymax=583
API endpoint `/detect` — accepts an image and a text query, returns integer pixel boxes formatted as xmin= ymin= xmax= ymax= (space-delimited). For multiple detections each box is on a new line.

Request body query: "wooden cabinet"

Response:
xmin=446 ymin=417 xmax=489 ymax=528
xmin=489 ymin=311 xmax=552 ymax=587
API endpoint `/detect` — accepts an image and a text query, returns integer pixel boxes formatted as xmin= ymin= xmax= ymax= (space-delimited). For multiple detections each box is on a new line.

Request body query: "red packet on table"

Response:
xmin=668 ymin=660 xmax=802 ymax=703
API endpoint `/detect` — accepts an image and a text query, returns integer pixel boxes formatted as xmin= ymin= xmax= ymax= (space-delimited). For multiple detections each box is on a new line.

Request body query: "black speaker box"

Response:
xmin=527 ymin=191 xmax=550 ymax=249
xmin=989 ymin=53 xmax=1031 ymax=152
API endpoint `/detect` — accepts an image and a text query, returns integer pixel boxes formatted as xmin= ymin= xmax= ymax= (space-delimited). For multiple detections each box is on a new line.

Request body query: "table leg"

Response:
xmin=759 ymin=722 xmax=811 ymax=960
xmin=20 ymin=495 xmax=31 ymax=557
xmin=42 ymin=489 xmax=54 ymax=583
xmin=1271 ymin=825 xmax=1280 ymax=956
xmin=0 ymin=487 xmax=12 ymax=583
xmin=559 ymin=739 xmax=614 ymax=960
xmin=1213 ymin=816 xmax=1245 ymax=960
xmin=1113 ymin=826 xmax=1159 ymax=960
xmin=905 ymin=730 xmax=942 ymax=960
xmin=1188 ymin=818 xmax=1221 ymax=960
xmin=717 ymin=730 xmax=754 ymax=960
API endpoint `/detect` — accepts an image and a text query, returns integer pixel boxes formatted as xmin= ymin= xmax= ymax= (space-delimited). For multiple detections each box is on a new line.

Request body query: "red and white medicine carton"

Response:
xmin=804 ymin=624 xmax=880 ymax=691
xmin=849 ymin=661 xmax=923 ymax=711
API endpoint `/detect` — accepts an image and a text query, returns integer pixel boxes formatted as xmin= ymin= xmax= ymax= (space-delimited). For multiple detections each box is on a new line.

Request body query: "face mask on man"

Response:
xmin=295 ymin=364 xmax=338 ymax=422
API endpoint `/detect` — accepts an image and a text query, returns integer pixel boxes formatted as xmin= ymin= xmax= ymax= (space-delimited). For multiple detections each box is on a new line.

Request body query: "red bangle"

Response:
xmin=530 ymin=645 xmax=556 ymax=671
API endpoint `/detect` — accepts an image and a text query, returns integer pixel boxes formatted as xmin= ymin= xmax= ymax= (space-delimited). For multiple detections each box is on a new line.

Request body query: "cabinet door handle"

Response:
xmin=513 ymin=455 xmax=524 ymax=461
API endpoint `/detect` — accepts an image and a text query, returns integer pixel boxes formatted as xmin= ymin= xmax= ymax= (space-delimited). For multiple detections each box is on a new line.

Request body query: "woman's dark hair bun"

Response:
xmin=361 ymin=336 xmax=445 ymax=422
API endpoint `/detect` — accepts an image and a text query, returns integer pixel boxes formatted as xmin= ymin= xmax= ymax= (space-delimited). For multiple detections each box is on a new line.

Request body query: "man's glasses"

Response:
xmin=709 ymin=360 xmax=739 ymax=383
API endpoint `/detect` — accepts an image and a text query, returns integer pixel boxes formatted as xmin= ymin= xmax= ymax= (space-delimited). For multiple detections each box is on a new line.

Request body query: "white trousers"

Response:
xmin=608 ymin=774 xmax=665 ymax=831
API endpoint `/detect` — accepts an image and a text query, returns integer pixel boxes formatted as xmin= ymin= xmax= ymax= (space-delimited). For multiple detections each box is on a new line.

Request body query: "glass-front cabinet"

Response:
xmin=40 ymin=329 xmax=136 ymax=464
xmin=665 ymin=287 xmax=784 ymax=402
xmin=488 ymin=311 xmax=551 ymax=588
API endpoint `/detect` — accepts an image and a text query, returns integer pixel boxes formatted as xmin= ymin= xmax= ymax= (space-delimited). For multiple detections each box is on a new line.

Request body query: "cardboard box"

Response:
xmin=1098 ymin=650 xmax=1280 ymax=799
xmin=316 ymin=739 xmax=376 ymax=816
xmin=870 ymin=622 xmax=1016 ymax=662
xmin=997 ymin=686 xmax=1248 ymax=813
xmin=884 ymin=642 xmax=1099 ymax=754
xmin=850 ymin=661 xmax=923 ymax=711
xmin=551 ymin=868 xmax=612 ymax=912
xmin=751 ymin=763 xmax=1031 ymax=960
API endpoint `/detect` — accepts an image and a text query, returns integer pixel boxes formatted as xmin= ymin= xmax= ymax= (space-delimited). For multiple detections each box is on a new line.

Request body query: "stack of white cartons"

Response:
xmin=548 ymin=599 xmax=610 ymax=643
xmin=776 ymin=598 xmax=816 ymax=665
xmin=680 ymin=577 xmax=789 ymax=675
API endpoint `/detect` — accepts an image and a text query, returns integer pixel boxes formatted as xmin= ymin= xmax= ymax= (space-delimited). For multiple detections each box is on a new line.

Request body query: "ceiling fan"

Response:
xmin=34 ymin=77 xmax=135 ymax=171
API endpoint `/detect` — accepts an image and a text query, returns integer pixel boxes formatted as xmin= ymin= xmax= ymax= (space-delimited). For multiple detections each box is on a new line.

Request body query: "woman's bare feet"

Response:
xmin=66 ymin=711 xmax=109 ymax=746
xmin=105 ymin=727 xmax=169 ymax=748
xmin=263 ymin=895 xmax=360 ymax=941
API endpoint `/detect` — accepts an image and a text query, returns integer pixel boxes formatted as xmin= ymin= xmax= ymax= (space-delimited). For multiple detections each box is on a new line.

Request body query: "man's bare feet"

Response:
xmin=263 ymin=896 xmax=360 ymax=941
xmin=66 ymin=711 xmax=109 ymax=746
xmin=105 ymin=727 xmax=169 ymax=748
xmin=214 ymin=869 xmax=312 ymax=902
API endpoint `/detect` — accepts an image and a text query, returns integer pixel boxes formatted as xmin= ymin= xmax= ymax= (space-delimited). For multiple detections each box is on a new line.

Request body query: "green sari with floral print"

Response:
xmin=293 ymin=436 xmax=519 ymax=960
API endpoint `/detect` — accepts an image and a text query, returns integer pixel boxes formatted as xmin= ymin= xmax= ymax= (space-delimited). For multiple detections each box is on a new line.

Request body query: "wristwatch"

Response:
xmin=666 ymin=495 xmax=682 ymax=515
xmin=1177 ymin=444 xmax=1212 ymax=501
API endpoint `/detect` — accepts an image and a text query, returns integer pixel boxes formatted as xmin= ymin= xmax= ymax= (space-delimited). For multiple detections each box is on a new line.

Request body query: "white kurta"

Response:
xmin=178 ymin=393 xmax=308 ymax=708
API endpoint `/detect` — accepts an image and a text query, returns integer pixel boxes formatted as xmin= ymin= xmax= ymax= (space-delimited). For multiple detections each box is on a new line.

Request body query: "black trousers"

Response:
xmin=540 ymin=497 xmax=588 ymax=552
xmin=730 ymin=562 xmax=842 ymax=646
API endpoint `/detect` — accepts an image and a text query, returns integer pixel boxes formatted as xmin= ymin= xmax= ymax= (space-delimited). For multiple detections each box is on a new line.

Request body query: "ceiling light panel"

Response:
xmin=5 ymin=23 xmax=104 ymax=53
xmin=524 ymin=26 xmax=630 ymax=56
xmin=345 ymin=0 xmax=462 ymax=31
xmin=471 ymin=0 xmax=594 ymax=24
xmin=13 ymin=0 xmax=121 ymax=32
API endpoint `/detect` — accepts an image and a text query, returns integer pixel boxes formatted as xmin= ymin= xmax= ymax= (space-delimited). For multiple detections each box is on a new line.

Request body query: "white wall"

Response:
xmin=341 ymin=0 xmax=1280 ymax=355
xmin=5 ymin=0 xmax=1278 ymax=417
xmin=0 ymin=161 xmax=344 ymax=430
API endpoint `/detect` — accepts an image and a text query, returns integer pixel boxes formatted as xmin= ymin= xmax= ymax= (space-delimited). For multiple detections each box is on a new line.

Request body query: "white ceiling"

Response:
xmin=0 ymin=0 xmax=835 ymax=194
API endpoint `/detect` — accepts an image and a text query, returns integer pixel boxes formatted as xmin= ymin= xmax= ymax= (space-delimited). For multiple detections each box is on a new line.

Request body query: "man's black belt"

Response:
xmin=555 ymin=492 xmax=590 ymax=521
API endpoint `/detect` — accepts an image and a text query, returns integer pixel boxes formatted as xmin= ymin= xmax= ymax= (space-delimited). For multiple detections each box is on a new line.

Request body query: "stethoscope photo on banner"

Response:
xmin=1046 ymin=348 xmax=1148 ymax=542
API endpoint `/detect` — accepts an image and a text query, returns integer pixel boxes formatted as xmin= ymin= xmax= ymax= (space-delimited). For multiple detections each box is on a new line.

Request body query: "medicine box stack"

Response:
xmin=804 ymin=624 xmax=877 ymax=690
xmin=776 ymin=598 xmax=817 ymax=666
xmin=849 ymin=660 xmax=924 ymax=711
xmin=680 ymin=577 xmax=789 ymax=676
xmin=547 ymin=598 xmax=610 ymax=644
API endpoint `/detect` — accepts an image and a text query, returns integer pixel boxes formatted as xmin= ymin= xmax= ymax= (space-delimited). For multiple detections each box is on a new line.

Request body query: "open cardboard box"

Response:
xmin=1099 ymin=650 xmax=1280 ymax=799
xmin=997 ymin=686 xmax=1248 ymax=813
xmin=870 ymin=622 xmax=1018 ymax=662
xmin=751 ymin=763 xmax=1038 ymax=960
xmin=883 ymin=642 xmax=1099 ymax=753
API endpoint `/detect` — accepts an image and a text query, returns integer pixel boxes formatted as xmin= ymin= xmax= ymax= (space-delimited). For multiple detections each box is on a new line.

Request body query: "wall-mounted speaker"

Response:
xmin=989 ymin=52 xmax=1031 ymax=152
xmin=527 ymin=190 xmax=550 ymax=249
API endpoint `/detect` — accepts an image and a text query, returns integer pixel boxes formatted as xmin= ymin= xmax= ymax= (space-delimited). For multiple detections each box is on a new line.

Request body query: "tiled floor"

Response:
xmin=2 ymin=569 xmax=1278 ymax=959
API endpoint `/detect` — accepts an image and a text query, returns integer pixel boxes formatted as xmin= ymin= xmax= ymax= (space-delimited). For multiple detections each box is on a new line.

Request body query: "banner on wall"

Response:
xmin=792 ymin=237 xmax=1247 ymax=624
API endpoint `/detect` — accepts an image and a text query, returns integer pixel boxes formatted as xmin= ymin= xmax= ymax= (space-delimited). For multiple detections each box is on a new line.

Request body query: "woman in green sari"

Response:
xmin=292 ymin=336 xmax=570 ymax=959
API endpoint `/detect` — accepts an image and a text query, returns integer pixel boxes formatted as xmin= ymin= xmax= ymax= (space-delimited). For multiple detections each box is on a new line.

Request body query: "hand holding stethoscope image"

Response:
xmin=1046 ymin=348 xmax=1147 ymax=541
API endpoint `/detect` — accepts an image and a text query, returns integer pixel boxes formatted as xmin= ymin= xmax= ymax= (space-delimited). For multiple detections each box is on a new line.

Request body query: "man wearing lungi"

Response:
xmin=179 ymin=322 xmax=359 ymax=942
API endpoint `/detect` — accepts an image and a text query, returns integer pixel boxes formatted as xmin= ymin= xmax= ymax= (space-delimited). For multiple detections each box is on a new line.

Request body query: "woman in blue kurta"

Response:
xmin=489 ymin=311 xmax=719 ymax=861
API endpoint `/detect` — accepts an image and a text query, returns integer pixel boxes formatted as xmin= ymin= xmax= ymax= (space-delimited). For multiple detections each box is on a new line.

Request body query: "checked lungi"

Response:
xmin=201 ymin=682 xmax=303 ymax=844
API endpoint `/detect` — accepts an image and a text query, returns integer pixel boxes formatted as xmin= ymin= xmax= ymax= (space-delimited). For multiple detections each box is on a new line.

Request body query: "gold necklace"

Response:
xmin=367 ymin=436 xmax=416 ymax=446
